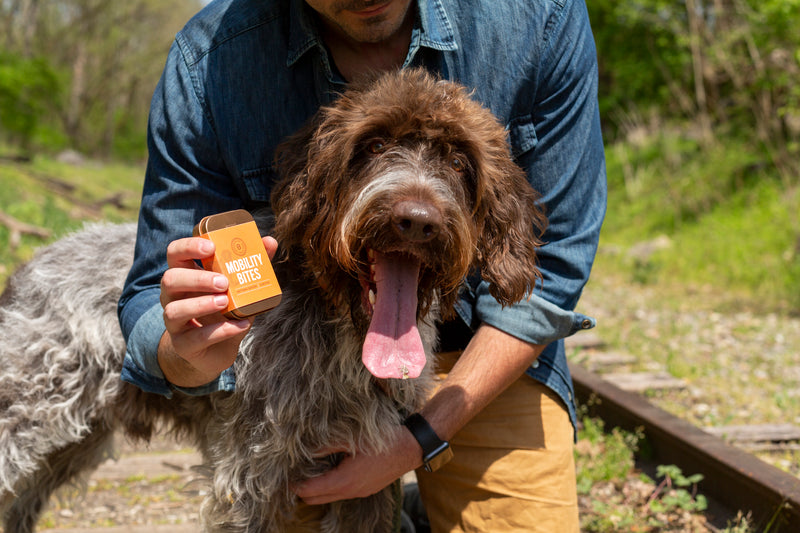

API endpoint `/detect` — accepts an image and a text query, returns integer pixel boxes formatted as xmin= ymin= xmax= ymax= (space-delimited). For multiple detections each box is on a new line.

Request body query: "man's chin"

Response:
xmin=338 ymin=0 xmax=412 ymax=43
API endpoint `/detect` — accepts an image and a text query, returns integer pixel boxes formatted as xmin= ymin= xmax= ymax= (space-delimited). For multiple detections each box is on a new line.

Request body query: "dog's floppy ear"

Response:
xmin=270 ymin=122 xmax=314 ymax=253
xmin=272 ymin=82 xmax=388 ymax=275
xmin=271 ymin=114 xmax=340 ymax=256
xmin=473 ymin=147 xmax=546 ymax=307
xmin=271 ymin=109 xmax=364 ymax=285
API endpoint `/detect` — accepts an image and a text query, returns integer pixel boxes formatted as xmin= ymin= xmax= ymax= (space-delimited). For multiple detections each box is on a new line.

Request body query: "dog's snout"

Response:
xmin=391 ymin=200 xmax=442 ymax=242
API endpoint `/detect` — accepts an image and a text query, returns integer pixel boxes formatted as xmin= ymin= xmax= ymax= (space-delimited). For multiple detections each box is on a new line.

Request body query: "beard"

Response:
xmin=317 ymin=0 xmax=413 ymax=44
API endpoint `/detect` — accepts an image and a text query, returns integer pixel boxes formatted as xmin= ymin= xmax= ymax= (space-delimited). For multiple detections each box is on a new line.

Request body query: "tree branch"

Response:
xmin=0 ymin=211 xmax=51 ymax=250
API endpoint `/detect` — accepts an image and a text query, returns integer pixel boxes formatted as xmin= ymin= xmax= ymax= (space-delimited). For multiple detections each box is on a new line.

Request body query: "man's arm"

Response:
xmin=118 ymin=40 xmax=248 ymax=396
xmin=295 ymin=324 xmax=543 ymax=504
xmin=419 ymin=325 xmax=545 ymax=441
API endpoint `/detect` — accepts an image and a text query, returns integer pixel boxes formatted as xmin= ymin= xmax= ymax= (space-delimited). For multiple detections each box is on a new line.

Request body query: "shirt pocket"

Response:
xmin=240 ymin=167 xmax=278 ymax=204
xmin=508 ymin=115 xmax=538 ymax=159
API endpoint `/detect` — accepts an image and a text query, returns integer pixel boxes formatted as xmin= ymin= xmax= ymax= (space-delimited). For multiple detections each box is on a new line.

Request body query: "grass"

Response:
xmin=601 ymin=126 xmax=800 ymax=313
xmin=0 ymin=151 xmax=142 ymax=286
xmin=37 ymin=472 xmax=204 ymax=530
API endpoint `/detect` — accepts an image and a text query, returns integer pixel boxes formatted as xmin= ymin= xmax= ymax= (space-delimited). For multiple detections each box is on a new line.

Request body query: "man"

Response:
xmin=117 ymin=0 xmax=606 ymax=531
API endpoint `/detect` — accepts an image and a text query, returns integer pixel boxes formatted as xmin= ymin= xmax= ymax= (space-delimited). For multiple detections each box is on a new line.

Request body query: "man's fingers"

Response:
xmin=312 ymin=446 xmax=351 ymax=458
xmin=166 ymin=236 xmax=215 ymax=268
xmin=161 ymin=267 xmax=228 ymax=301
xmin=294 ymin=453 xmax=387 ymax=505
xmin=162 ymin=293 xmax=230 ymax=331
xmin=166 ymin=235 xmax=276 ymax=269
xmin=263 ymin=236 xmax=278 ymax=259
xmin=169 ymin=317 xmax=252 ymax=363
xmin=294 ymin=472 xmax=346 ymax=505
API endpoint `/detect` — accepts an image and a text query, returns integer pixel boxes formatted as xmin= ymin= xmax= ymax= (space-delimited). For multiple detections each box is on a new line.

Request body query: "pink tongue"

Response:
xmin=362 ymin=252 xmax=426 ymax=379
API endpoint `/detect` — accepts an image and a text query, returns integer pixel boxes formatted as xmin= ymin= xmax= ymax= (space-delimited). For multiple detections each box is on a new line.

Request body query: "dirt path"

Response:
xmin=36 ymin=434 xmax=204 ymax=531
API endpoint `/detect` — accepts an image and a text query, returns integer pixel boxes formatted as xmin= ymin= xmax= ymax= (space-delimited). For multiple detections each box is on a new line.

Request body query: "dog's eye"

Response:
xmin=450 ymin=156 xmax=466 ymax=172
xmin=368 ymin=140 xmax=388 ymax=154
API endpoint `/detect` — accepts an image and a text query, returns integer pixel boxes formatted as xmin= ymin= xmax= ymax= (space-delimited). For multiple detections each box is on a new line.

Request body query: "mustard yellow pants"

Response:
xmin=414 ymin=351 xmax=579 ymax=533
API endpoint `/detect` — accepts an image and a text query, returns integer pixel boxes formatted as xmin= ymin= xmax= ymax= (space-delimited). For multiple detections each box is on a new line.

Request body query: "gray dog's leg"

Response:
xmin=2 ymin=421 xmax=115 ymax=533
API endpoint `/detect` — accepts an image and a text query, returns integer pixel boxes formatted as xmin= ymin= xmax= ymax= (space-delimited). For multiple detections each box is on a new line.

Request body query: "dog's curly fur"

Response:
xmin=0 ymin=69 xmax=545 ymax=532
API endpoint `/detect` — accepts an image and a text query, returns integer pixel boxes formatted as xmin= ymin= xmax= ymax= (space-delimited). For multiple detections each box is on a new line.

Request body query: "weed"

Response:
xmin=573 ymin=415 xmax=753 ymax=531
xmin=724 ymin=511 xmax=754 ymax=532
xmin=575 ymin=416 xmax=642 ymax=495
xmin=646 ymin=464 xmax=707 ymax=517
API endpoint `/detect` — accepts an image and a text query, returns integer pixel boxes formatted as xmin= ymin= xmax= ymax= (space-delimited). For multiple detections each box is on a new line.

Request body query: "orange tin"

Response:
xmin=193 ymin=210 xmax=282 ymax=319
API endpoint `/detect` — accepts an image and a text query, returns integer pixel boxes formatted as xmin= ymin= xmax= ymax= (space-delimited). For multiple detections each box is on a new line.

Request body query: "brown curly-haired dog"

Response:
xmin=0 ymin=69 xmax=545 ymax=532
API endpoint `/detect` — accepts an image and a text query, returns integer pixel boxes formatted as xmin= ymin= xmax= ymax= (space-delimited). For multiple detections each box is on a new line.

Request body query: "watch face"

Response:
xmin=423 ymin=442 xmax=454 ymax=473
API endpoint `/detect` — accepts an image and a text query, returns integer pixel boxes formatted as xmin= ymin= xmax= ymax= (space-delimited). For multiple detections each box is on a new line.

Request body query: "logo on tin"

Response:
xmin=231 ymin=237 xmax=247 ymax=256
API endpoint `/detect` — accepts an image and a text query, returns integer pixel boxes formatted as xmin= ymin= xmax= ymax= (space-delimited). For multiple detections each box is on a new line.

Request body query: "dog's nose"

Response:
xmin=391 ymin=200 xmax=442 ymax=242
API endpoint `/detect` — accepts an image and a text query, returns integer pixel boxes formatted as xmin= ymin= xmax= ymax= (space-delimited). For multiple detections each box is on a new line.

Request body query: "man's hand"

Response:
xmin=158 ymin=235 xmax=278 ymax=388
xmin=294 ymin=325 xmax=545 ymax=505
xmin=294 ymin=425 xmax=422 ymax=505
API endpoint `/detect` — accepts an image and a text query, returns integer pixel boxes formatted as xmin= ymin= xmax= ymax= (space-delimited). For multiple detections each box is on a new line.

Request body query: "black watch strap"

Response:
xmin=403 ymin=413 xmax=454 ymax=472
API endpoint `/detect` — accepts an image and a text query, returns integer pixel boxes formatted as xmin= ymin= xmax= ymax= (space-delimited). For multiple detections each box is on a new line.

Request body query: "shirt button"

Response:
xmin=531 ymin=360 xmax=539 ymax=369
xmin=581 ymin=319 xmax=593 ymax=329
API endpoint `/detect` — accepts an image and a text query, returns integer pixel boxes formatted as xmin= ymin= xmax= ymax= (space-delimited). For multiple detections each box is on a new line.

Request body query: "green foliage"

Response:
xmin=601 ymin=124 xmax=800 ymax=311
xmin=586 ymin=2 xmax=800 ymax=312
xmin=575 ymin=416 xmax=642 ymax=494
xmin=589 ymin=0 xmax=800 ymax=177
xmin=0 ymin=0 xmax=203 ymax=159
xmin=588 ymin=0 xmax=693 ymax=120
xmin=0 ymin=53 xmax=61 ymax=149
xmin=648 ymin=464 xmax=708 ymax=516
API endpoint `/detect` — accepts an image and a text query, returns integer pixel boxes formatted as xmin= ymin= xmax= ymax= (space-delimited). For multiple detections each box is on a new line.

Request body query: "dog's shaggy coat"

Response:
xmin=0 ymin=69 xmax=545 ymax=532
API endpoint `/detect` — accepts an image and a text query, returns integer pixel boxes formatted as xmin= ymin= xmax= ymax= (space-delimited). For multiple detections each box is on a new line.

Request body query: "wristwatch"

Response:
xmin=403 ymin=413 xmax=454 ymax=472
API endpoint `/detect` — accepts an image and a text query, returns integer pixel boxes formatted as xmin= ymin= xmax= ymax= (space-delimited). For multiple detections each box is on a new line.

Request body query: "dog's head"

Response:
xmin=271 ymin=68 xmax=545 ymax=379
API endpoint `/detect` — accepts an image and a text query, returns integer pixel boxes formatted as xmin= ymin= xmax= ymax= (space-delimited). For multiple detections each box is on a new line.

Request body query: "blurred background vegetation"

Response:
xmin=0 ymin=0 xmax=799 ymax=312
xmin=587 ymin=0 xmax=800 ymax=312
xmin=0 ymin=0 xmax=202 ymax=159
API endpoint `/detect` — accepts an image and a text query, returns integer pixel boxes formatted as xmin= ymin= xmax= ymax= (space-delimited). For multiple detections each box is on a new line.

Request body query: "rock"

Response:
xmin=627 ymin=235 xmax=672 ymax=262
xmin=56 ymin=149 xmax=86 ymax=166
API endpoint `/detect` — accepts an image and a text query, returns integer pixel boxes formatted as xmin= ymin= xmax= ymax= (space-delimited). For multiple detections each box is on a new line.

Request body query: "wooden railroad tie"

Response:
xmin=706 ymin=424 xmax=800 ymax=451
xmin=601 ymin=371 xmax=688 ymax=393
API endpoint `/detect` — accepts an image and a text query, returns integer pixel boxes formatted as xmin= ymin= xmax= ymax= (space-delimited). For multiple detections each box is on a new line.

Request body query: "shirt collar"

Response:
xmin=286 ymin=0 xmax=457 ymax=68
xmin=287 ymin=0 xmax=319 ymax=67
xmin=416 ymin=0 xmax=457 ymax=52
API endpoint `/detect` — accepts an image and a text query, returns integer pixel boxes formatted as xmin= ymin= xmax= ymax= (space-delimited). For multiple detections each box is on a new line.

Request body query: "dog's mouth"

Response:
xmin=359 ymin=249 xmax=427 ymax=380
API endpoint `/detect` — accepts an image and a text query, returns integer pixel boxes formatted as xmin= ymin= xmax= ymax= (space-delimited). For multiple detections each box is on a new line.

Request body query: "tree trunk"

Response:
xmin=685 ymin=0 xmax=713 ymax=144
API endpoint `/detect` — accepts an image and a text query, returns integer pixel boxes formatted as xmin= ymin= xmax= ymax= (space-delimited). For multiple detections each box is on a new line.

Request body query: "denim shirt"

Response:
xmin=117 ymin=0 xmax=607 ymax=433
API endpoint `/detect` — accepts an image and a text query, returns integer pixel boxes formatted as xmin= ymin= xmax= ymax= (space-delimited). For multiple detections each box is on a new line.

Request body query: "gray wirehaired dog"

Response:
xmin=0 ymin=69 xmax=545 ymax=532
